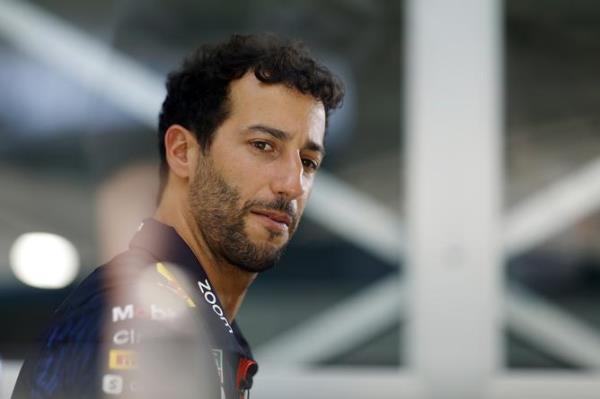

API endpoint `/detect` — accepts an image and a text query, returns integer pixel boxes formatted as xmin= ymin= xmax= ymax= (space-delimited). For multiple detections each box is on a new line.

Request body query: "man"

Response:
xmin=12 ymin=33 xmax=344 ymax=399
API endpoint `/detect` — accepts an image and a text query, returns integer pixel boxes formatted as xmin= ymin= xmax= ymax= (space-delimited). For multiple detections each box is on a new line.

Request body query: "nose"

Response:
xmin=270 ymin=152 xmax=306 ymax=200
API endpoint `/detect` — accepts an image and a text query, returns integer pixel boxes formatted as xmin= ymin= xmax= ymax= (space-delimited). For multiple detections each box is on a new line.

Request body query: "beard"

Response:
xmin=188 ymin=156 xmax=298 ymax=273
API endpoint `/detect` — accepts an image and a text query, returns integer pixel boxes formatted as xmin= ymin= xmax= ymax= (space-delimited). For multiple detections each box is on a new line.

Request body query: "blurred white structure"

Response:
xmin=405 ymin=0 xmax=502 ymax=397
xmin=2 ymin=0 xmax=600 ymax=397
xmin=9 ymin=232 xmax=79 ymax=289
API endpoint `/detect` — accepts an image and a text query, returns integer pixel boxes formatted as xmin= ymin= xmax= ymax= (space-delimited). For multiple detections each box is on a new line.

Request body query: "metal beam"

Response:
xmin=405 ymin=0 xmax=502 ymax=397
xmin=252 ymin=368 xmax=425 ymax=399
xmin=489 ymin=373 xmax=600 ymax=399
xmin=257 ymin=276 xmax=405 ymax=364
xmin=503 ymin=157 xmax=600 ymax=257
xmin=0 ymin=0 xmax=163 ymax=129
xmin=506 ymin=285 xmax=600 ymax=368
xmin=1 ymin=360 xmax=22 ymax=399
xmin=308 ymin=172 xmax=403 ymax=264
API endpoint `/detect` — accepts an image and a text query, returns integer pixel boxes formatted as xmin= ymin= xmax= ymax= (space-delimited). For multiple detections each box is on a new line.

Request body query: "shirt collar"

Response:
xmin=128 ymin=218 xmax=255 ymax=359
xmin=129 ymin=218 xmax=207 ymax=281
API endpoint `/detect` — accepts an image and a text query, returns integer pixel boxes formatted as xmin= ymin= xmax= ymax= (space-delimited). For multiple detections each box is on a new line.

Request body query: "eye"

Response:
xmin=302 ymin=158 xmax=319 ymax=172
xmin=251 ymin=141 xmax=274 ymax=152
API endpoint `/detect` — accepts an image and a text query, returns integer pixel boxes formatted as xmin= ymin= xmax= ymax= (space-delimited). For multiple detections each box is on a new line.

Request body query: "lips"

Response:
xmin=250 ymin=209 xmax=293 ymax=227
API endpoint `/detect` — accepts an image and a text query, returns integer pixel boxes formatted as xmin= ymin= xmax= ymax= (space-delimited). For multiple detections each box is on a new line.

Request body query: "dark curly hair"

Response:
xmin=157 ymin=33 xmax=345 ymax=196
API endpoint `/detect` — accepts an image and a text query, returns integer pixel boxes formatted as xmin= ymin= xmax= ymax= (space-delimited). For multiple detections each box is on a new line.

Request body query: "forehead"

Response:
xmin=226 ymin=72 xmax=326 ymax=144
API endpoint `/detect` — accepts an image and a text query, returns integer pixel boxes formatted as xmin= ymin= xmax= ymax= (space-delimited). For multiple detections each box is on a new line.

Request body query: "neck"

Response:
xmin=154 ymin=193 xmax=257 ymax=322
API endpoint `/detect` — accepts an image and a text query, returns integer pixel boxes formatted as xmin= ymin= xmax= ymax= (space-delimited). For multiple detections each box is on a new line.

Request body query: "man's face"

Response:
xmin=188 ymin=72 xmax=326 ymax=272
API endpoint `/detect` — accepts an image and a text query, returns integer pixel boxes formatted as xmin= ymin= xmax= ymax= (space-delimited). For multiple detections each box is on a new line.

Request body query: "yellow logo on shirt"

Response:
xmin=155 ymin=262 xmax=196 ymax=308
xmin=108 ymin=349 xmax=137 ymax=370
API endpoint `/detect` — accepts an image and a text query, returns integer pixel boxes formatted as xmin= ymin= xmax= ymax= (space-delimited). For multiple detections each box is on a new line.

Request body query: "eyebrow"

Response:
xmin=248 ymin=124 xmax=326 ymax=157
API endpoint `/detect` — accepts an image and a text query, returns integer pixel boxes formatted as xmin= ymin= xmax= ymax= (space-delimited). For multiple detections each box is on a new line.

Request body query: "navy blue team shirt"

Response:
xmin=12 ymin=219 xmax=258 ymax=399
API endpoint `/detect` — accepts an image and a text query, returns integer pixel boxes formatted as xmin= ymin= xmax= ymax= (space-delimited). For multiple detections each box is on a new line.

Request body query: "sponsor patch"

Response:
xmin=113 ymin=329 xmax=140 ymax=345
xmin=112 ymin=304 xmax=175 ymax=322
xmin=156 ymin=262 xmax=196 ymax=308
xmin=102 ymin=374 xmax=123 ymax=395
xmin=109 ymin=349 xmax=137 ymax=370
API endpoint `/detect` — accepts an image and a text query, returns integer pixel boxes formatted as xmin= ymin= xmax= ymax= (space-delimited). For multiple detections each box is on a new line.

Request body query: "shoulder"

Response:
xmin=54 ymin=250 xmax=198 ymax=332
xmin=21 ymin=247 xmax=205 ymax=362
xmin=51 ymin=251 xmax=154 ymax=320
xmin=24 ymin=251 xmax=158 ymax=352
xmin=13 ymin=252 xmax=207 ymax=398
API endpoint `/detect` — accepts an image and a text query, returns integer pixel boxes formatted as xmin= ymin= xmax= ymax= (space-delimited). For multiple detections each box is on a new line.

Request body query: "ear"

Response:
xmin=164 ymin=125 xmax=198 ymax=179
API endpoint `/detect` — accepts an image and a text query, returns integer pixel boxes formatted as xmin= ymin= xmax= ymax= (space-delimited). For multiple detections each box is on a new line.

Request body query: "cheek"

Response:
xmin=215 ymin=155 xmax=264 ymax=195
xmin=230 ymin=174 xmax=273 ymax=210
